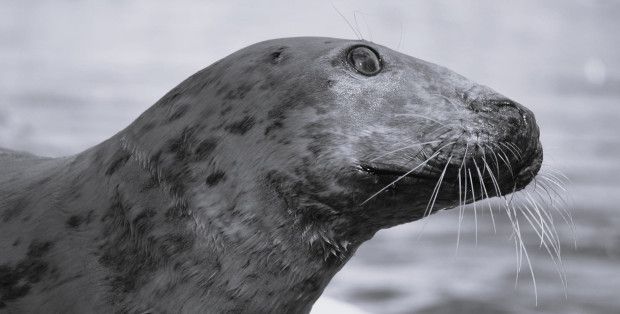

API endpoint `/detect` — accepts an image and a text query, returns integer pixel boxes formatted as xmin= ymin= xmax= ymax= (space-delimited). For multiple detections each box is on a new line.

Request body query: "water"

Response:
xmin=1 ymin=1 xmax=619 ymax=313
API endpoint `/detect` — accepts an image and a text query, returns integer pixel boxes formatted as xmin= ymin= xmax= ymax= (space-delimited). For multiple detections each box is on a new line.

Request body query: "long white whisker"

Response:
xmin=369 ymin=140 xmax=442 ymax=162
xmin=393 ymin=113 xmax=446 ymax=126
xmin=424 ymin=155 xmax=453 ymax=217
xmin=468 ymin=168 xmax=478 ymax=246
xmin=330 ymin=1 xmax=362 ymax=39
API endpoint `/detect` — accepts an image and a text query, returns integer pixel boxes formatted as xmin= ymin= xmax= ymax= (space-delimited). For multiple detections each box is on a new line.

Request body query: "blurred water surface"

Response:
xmin=1 ymin=1 xmax=619 ymax=313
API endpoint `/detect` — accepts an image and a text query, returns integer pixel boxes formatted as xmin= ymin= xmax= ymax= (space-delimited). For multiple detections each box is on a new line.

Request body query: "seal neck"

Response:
xmin=83 ymin=136 xmax=361 ymax=313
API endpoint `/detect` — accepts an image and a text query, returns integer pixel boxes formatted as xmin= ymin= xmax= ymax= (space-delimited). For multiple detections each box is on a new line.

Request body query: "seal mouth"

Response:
xmin=359 ymin=164 xmax=442 ymax=182
xmin=358 ymin=139 xmax=543 ymax=204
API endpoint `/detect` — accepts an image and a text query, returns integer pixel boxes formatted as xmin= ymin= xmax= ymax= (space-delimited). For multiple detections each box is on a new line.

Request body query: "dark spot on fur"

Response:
xmin=205 ymin=171 xmax=227 ymax=186
xmin=162 ymin=164 xmax=192 ymax=197
xmin=269 ymin=46 xmax=288 ymax=65
xmin=264 ymin=120 xmax=284 ymax=136
xmin=150 ymin=140 xmax=192 ymax=200
xmin=66 ymin=215 xmax=83 ymax=229
xmin=98 ymin=189 xmax=159 ymax=297
xmin=167 ymin=127 xmax=197 ymax=161
xmin=194 ymin=138 xmax=218 ymax=160
xmin=141 ymin=175 xmax=160 ymax=191
xmin=12 ymin=238 xmax=20 ymax=247
xmin=224 ymin=83 xmax=253 ymax=100
xmin=160 ymin=233 xmax=194 ymax=257
xmin=133 ymin=208 xmax=156 ymax=234
xmin=259 ymin=73 xmax=280 ymax=91
xmin=84 ymin=210 xmax=95 ymax=225
xmin=326 ymin=80 xmax=336 ymax=88
xmin=165 ymin=201 xmax=190 ymax=221
xmin=140 ymin=121 xmax=158 ymax=133
xmin=2 ymin=196 xmax=28 ymax=222
xmin=241 ymin=259 xmax=251 ymax=269
xmin=225 ymin=116 xmax=255 ymax=135
xmin=169 ymin=104 xmax=190 ymax=122
xmin=37 ymin=176 xmax=52 ymax=186
xmin=159 ymin=127 xmax=203 ymax=195
xmin=215 ymin=83 xmax=231 ymax=97
xmin=267 ymin=85 xmax=314 ymax=120
xmin=105 ymin=151 xmax=131 ymax=176
xmin=0 ymin=241 xmax=53 ymax=305
xmin=27 ymin=240 xmax=53 ymax=258
xmin=0 ymin=266 xmax=31 ymax=304
xmin=148 ymin=150 xmax=162 ymax=168
xmin=220 ymin=105 xmax=233 ymax=116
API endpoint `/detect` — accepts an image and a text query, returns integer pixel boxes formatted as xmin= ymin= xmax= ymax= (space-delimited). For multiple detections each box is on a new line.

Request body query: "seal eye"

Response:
xmin=347 ymin=46 xmax=382 ymax=76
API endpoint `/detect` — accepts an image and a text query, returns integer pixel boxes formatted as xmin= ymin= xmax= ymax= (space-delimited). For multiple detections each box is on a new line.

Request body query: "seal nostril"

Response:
xmin=495 ymin=100 xmax=513 ymax=108
xmin=491 ymin=99 xmax=530 ymax=125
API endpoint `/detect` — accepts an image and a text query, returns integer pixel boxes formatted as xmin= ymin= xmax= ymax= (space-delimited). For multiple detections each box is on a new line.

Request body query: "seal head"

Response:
xmin=145 ymin=37 xmax=542 ymax=235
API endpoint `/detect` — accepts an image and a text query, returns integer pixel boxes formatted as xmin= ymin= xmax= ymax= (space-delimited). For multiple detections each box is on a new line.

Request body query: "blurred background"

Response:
xmin=1 ymin=0 xmax=619 ymax=313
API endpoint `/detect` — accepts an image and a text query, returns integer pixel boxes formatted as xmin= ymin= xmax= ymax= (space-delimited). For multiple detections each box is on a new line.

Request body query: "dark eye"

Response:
xmin=347 ymin=46 xmax=382 ymax=76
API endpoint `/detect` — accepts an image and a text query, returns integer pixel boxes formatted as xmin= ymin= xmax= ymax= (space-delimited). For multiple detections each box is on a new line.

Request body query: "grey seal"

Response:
xmin=0 ymin=37 xmax=542 ymax=313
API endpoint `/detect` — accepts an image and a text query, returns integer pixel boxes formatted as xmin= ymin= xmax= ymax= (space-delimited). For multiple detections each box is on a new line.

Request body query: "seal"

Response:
xmin=0 ymin=37 xmax=543 ymax=313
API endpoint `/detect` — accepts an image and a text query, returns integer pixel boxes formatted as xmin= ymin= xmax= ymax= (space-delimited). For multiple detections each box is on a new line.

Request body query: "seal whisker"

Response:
xmin=492 ymin=143 xmax=516 ymax=177
xmin=519 ymin=194 xmax=567 ymax=292
xmin=369 ymin=140 xmax=442 ymax=162
xmin=456 ymin=166 xmax=465 ymax=255
xmin=430 ymin=93 xmax=461 ymax=111
xmin=473 ymin=155 xmax=496 ymax=232
xmin=500 ymin=142 xmax=522 ymax=161
xmin=541 ymin=169 xmax=569 ymax=186
xmin=501 ymin=195 xmax=525 ymax=285
xmin=526 ymin=192 xmax=568 ymax=292
xmin=536 ymin=177 xmax=576 ymax=237
xmin=510 ymin=203 xmax=527 ymax=287
xmin=481 ymin=146 xmax=505 ymax=229
xmin=538 ymin=174 xmax=567 ymax=192
xmin=511 ymin=203 xmax=539 ymax=305
xmin=397 ymin=20 xmax=404 ymax=51
xmin=543 ymin=172 xmax=570 ymax=190
xmin=330 ymin=1 xmax=362 ymax=39
xmin=467 ymin=168 xmax=478 ymax=245
xmin=522 ymin=192 xmax=561 ymax=256
xmin=528 ymin=189 xmax=570 ymax=295
xmin=484 ymin=144 xmax=504 ymax=183
xmin=543 ymin=165 xmax=571 ymax=183
xmin=529 ymin=187 xmax=564 ymax=250
xmin=424 ymin=154 xmax=453 ymax=218
xmin=518 ymin=201 xmax=557 ymax=264
xmin=393 ymin=113 xmax=447 ymax=126
xmin=454 ymin=143 xmax=469 ymax=253
xmin=352 ymin=10 xmax=373 ymax=42
xmin=416 ymin=154 xmax=453 ymax=240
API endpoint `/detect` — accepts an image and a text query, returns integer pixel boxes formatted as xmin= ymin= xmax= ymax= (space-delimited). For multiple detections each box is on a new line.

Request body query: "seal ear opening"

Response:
xmin=347 ymin=45 xmax=382 ymax=76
